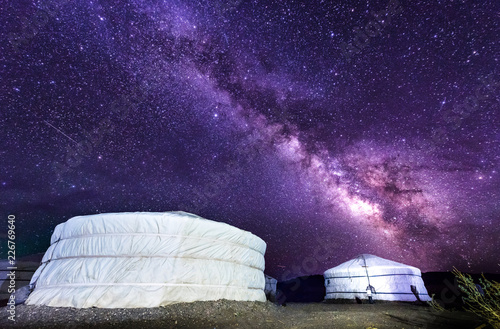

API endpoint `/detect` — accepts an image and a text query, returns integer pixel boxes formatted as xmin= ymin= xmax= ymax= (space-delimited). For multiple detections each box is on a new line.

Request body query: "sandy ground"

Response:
xmin=0 ymin=300 xmax=488 ymax=329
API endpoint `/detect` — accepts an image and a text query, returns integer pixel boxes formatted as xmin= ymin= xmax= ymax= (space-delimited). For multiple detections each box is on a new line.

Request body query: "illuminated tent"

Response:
xmin=26 ymin=212 xmax=267 ymax=308
xmin=324 ymin=254 xmax=431 ymax=302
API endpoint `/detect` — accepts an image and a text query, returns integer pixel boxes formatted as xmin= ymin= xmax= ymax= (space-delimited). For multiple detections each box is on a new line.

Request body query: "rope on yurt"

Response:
xmin=361 ymin=254 xmax=372 ymax=288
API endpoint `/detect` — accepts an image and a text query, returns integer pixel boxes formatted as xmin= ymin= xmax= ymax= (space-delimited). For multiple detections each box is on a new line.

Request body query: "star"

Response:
xmin=2 ymin=0 xmax=499 ymax=277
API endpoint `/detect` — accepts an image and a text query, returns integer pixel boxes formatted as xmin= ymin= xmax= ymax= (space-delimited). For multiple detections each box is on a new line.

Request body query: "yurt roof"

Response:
xmin=324 ymin=254 xmax=422 ymax=278
xmin=48 ymin=211 xmax=265 ymax=251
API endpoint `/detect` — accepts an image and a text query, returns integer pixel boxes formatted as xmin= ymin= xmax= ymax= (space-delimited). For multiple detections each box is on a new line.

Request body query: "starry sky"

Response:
xmin=1 ymin=0 xmax=499 ymax=278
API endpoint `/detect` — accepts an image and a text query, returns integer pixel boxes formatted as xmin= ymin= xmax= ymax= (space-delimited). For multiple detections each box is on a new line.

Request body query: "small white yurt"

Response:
xmin=264 ymin=275 xmax=277 ymax=301
xmin=26 ymin=212 xmax=267 ymax=308
xmin=324 ymin=254 xmax=431 ymax=302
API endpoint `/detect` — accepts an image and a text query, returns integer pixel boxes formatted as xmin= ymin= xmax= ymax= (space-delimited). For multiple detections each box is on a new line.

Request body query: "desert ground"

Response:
xmin=0 ymin=300 xmax=488 ymax=329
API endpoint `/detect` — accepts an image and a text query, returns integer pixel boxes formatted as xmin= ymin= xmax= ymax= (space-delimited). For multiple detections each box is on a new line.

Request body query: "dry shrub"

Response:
xmin=452 ymin=267 xmax=500 ymax=329
xmin=428 ymin=294 xmax=446 ymax=312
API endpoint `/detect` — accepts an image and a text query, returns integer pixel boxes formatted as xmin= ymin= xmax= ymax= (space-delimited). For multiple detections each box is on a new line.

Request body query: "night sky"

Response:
xmin=2 ymin=0 xmax=499 ymax=278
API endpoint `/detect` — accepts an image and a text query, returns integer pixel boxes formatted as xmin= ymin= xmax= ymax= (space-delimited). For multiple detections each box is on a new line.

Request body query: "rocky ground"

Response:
xmin=0 ymin=300 xmax=489 ymax=328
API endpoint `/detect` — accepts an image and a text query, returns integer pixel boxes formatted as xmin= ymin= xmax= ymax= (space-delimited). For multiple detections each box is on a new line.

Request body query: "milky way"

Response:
xmin=2 ymin=0 xmax=499 ymax=278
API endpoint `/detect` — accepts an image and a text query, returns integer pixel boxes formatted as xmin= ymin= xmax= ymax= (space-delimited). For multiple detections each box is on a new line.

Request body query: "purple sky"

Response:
xmin=2 ymin=0 xmax=499 ymax=278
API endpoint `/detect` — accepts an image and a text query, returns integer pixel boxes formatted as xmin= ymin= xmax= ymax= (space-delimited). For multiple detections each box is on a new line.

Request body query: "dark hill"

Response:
xmin=276 ymin=275 xmax=325 ymax=304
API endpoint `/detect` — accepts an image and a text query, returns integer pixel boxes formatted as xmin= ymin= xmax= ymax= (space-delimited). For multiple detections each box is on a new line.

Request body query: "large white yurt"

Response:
xmin=26 ymin=212 xmax=267 ymax=308
xmin=324 ymin=254 xmax=431 ymax=302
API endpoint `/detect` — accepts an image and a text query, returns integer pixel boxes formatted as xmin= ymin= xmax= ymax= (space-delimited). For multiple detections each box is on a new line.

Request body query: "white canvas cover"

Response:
xmin=324 ymin=254 xmax=431 ymax=302
xmin=26 ymin=212 xmax=267 ymax=308
xmin=264 ymin=275 xmax=277 ymax=299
